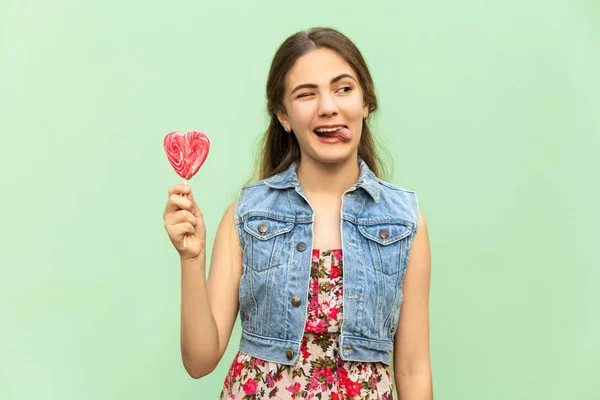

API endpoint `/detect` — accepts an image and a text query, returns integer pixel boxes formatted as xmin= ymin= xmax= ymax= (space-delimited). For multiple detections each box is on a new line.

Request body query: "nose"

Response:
xmin=317 ymin=91 xmax=338 ymax=117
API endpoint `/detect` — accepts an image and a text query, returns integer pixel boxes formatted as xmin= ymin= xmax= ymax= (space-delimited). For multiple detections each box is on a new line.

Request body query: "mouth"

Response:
xmin=313 ymin=125 xmax=348 ymax=137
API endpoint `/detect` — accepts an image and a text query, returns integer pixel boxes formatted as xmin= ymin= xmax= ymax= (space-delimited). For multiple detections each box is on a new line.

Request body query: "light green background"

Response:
xmin=1 ymin=0 xmax=598 ymax=399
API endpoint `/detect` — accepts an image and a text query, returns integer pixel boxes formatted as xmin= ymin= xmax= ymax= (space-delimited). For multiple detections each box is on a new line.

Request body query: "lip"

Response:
xmin=316 ymin=135 xmax=343 ymax=144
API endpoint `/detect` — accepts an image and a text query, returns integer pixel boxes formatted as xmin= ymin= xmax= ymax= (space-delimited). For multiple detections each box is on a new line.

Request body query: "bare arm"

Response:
xmin=180 ymin=200 xmax=243 ymax=378
xmin=394 ymin=210 xmax=433 ymax=399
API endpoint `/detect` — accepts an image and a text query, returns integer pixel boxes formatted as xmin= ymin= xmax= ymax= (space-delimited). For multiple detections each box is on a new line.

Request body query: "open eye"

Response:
xmin=337 ymin=86 xmax=353 ymax=93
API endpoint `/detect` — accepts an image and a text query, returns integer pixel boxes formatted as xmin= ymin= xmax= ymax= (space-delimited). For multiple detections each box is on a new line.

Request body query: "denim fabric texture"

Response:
xmin=234 ymin=156 xmax=420 ymax=365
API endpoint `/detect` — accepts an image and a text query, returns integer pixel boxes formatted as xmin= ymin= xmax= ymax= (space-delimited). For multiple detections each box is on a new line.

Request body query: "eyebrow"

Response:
xmin=290 ymin=73 xmax=357 ymax=95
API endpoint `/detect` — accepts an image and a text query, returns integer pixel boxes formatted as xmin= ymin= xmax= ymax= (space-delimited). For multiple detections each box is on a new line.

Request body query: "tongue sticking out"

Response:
xmin=336 ymin=127 xmax=352 ymax=142
xmin=317 ymin=127 xmax=352 ymax=142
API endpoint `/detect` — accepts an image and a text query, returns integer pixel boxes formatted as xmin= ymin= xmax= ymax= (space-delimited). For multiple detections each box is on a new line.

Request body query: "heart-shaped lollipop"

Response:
xmin=164 ymin=130 xmax=210 ymax=249
xmin=164 ymin=131 xmax=210 ymax=180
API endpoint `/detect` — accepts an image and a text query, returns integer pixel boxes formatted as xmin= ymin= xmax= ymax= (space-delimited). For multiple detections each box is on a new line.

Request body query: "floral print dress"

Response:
xmin=220 ymin=249 xmax=395 ymax=399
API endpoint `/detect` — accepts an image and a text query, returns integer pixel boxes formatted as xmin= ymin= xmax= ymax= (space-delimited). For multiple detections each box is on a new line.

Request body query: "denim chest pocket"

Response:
xmin=358 ymin=222 xmax=413 ymax=276
xmin=243 ymin=217 xmax=294 ymax=271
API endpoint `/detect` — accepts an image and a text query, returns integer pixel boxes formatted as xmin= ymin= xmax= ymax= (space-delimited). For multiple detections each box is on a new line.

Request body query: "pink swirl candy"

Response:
xmin=164 ymin=131 xmax=210 ymax=180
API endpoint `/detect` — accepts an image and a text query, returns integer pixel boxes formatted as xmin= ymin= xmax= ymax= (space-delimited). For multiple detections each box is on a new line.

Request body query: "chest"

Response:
xmin=307 ymin=196 xmax=343 ymax=251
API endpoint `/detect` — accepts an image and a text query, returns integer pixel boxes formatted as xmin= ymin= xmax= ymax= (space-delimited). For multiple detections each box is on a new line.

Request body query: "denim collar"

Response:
xmin=265 ymin=155 xmax=381 ymax=203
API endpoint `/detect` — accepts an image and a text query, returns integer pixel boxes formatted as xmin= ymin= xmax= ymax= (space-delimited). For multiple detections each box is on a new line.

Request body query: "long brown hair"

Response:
xmin=246 ymin=27 xmax=389 ymax=185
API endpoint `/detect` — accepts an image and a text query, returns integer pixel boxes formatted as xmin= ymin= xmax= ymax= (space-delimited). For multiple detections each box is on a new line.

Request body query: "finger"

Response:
xmin=165 ymin=185 xmax=192 ymax=215
xmin=177 ymin=221 xmax=195 ymax=235
xmin=168 ymin=184 xmax=191 ymax=197
xmin=164 ymin=209 xmax=196 ymax=227
xmin=172 ymin=222 xmax=195 ymax=238
xmin=174 ymin=209 xmax=197 ymax=226
xmin=172 ymin=193 xmax=193 ymax=210
xmin=165 ymin=193 xmax=194 ymax=214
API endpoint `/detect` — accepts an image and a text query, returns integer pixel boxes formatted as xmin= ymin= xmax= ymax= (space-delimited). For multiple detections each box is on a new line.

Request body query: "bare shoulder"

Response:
xmin=224 ymin=199 xmax=237 ymax=216
xmin=412 ymin=210 xmax=430 ymax=255
xmin=417 ymin=210 xmax=428 ymax=234
xmin=222 ymin=199 xmax=237 ymax=223
xmin=221 ymin=199 xmax=242 ymax=252
xmin=210 ymin=199 xmax=242 ymax=276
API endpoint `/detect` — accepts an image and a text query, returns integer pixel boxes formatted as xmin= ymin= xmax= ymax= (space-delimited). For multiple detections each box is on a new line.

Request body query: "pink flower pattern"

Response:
xmin=220 ymin=249 xmax=395 ymax=399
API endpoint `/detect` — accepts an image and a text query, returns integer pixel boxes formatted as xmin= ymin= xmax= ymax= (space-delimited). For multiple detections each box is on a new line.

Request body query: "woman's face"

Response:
xmin=277 ymin=47 xmax=369 ymax=163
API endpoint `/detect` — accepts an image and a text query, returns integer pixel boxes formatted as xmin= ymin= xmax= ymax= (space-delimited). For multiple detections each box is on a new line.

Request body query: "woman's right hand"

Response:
xmin=163 ymin=184 xmax=206 ymax=261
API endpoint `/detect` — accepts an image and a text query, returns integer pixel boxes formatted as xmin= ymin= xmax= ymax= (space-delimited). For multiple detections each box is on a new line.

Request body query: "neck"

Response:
xmin=296 ymin=153 xmax=360 ymax=198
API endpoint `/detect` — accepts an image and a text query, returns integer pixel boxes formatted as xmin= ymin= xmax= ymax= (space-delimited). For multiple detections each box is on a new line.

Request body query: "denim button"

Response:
xmin=245 ymin=314 xmax=249 ymax=321
xmin=258 ymin=221 xmax=268 ymax=234
xmin=379 ymin=228 xmax=390 ymax=240
xmin=291 ymin=296 xmax=301 ymax=307
xmin=286 ymin=349 xmax=294 ymax=360
xmin=296 ymin=242 xmax=307 ymax=252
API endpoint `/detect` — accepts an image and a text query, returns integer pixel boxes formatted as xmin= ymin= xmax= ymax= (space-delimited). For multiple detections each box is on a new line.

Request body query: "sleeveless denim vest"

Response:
xmin=234 ymin=156 xmax=419 ymax=365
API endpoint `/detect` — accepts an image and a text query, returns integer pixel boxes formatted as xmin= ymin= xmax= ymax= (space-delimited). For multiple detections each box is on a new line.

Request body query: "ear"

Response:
xmin=362 ymin=103 xmax=369 ymax=119
xmin=276 ymin=109 xmax=291 ymax=132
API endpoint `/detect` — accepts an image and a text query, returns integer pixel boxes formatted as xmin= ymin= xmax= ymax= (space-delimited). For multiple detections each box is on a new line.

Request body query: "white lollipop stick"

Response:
xmin=183 ymin=179 xmax=188 ymax=249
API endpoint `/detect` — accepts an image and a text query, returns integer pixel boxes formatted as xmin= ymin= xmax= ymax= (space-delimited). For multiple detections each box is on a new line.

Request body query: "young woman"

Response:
xmin=163 ymin=27 xmax=432 ymax=399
